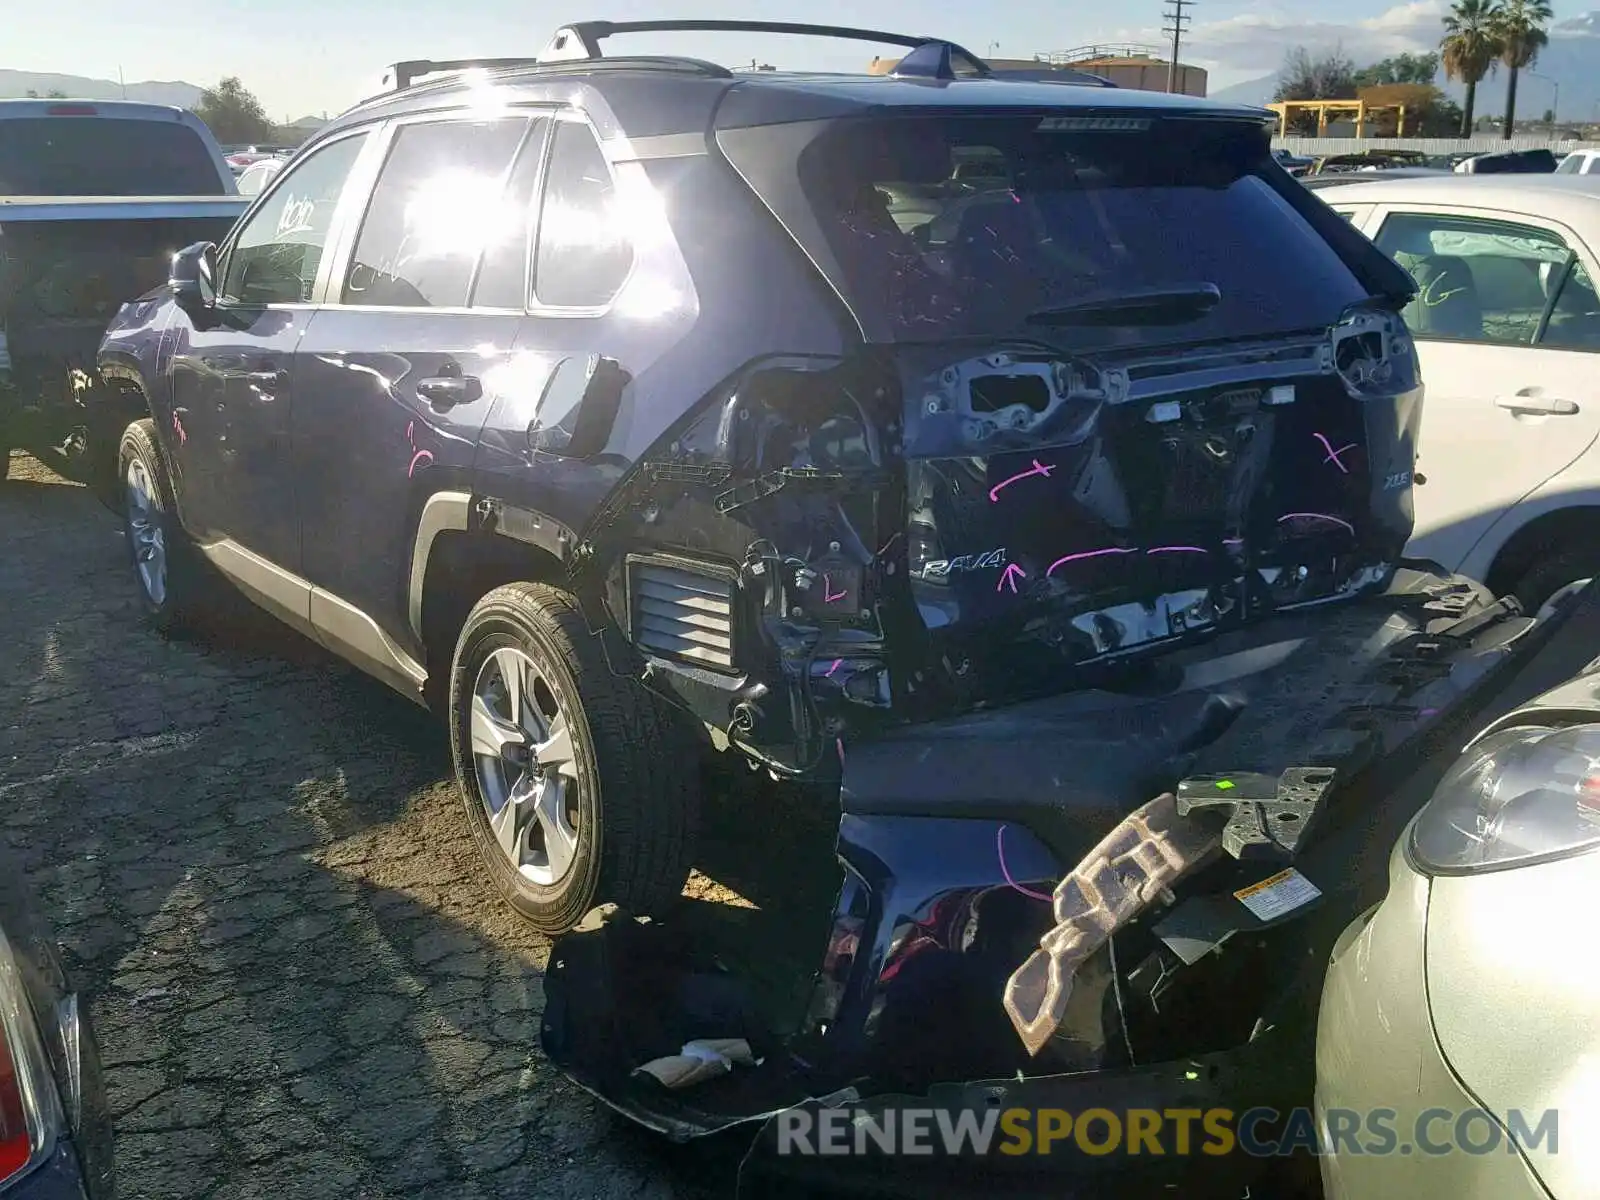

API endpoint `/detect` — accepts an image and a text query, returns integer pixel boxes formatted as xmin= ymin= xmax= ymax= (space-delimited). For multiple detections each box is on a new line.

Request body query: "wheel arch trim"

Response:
xmin=409 ymin=490 xmax=474 ymax=644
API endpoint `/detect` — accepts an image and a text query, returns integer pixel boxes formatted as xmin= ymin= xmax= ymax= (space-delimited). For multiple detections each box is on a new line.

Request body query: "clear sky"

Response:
xmin=6 ymin=0 xmax=1591 ymax=119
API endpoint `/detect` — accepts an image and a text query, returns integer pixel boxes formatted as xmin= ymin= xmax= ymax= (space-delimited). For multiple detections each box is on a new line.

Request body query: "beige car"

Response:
xmin=1316 ymin=662 xmax=1600 ymax=1197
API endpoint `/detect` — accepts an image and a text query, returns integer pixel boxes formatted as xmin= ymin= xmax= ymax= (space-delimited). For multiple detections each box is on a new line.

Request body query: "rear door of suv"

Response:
xmin=292 ymin=110 xmax=549 ymax=656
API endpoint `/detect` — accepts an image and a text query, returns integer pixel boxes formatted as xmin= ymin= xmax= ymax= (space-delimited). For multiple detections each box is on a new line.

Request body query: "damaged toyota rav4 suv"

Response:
xmin=97 ymin=20 xmax=1575 ymax=1183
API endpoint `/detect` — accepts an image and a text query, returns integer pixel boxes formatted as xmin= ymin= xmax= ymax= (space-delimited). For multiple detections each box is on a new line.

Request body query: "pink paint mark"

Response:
xmin=1279 ymin=511 xmax=1355 ymax=535
xmin=408 ymin=449 xmax=434 ymax=478
xmin=1147 ymin=545 xmax=1208 ymax=555
xmin=824 ymin=659 xmax=843 ymax=677
xmin=823 ymin=574 xmax=848 ymax=604
xmin=1223 ymin=537 xmax=1245 ymax=547
xmin=996 ymin=562 xmax=1027 ymax=594
xmin=172 ymin=412 xmax=187 ymax=446
xmin=997 ymin=825 xmax=1055 ymax=903
xmin=877 ymin=532 xmax=902 ymax=557
xmin=1420 ymin=707 xmax=1439 ymax=717
xmin=988 ymin=458 xmax=1055 ymax=503
xmin=1046 ymin=547 xmax=1136 ymax=576
xmin=836 ymin=737 xmax=846 ymax=768
xmin=1313 ymin=432 xmax=1358 ymax=474
xmin=406 ymin=420 xmax=415 ymax=442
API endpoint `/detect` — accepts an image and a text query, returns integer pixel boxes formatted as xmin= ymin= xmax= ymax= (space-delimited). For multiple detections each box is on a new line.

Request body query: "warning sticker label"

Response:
xmin=1234 ymin=867 xmax=1322 ymax=923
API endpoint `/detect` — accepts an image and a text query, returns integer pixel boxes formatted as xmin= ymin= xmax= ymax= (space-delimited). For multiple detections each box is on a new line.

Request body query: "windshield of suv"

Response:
xmin=794 ymin=114 xmax=1370 ymax=348
xmin=0 ymin=116 xmax=226 ymax=196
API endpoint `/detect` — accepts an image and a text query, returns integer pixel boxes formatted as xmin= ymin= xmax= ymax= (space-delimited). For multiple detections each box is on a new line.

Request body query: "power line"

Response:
xmin=1161 ymin=0 xmax=1194 ymax=93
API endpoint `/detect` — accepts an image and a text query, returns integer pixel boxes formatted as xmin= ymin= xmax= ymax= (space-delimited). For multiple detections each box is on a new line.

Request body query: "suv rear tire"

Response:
xmin=118 ymin=419 xmax=211 ymax=633
xmin=449 ymin=582 xmax=698 ymax=934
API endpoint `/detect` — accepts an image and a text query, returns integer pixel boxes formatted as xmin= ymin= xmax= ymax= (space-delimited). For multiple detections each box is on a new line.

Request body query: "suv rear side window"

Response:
xmin=0 ymin=115 xmax=225 ymax=195
xmin=532 ymin=121 xmax=632 ymax=308
xmin=342 ymin=117 xmax=532 ymax=308
xmin=221 ymin=133 xmax=368 ymax=305
xmin=783 ymin=114 xmax=1369 ymax=347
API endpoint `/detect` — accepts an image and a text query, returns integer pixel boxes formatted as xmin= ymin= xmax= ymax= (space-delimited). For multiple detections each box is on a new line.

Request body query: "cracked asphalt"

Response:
xmin=0 ymin=450 xmax=776 ymax=1200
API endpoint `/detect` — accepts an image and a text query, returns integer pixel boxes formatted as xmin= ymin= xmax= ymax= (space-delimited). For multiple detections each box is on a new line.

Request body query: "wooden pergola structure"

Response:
xmin=1266 ymin=98 xmax=1413 ymax=138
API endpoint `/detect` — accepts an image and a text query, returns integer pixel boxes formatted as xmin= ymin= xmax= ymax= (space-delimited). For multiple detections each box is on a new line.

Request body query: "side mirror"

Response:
xmin=169 ymin=241 xmax=217 ymax=318
xmin=527 ymin=355 xmax=630 ymax=458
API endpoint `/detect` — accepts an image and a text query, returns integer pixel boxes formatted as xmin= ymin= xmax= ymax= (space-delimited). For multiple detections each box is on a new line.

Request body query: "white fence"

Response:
xmin=1273 ymin=136 xmax=1600 ymax=156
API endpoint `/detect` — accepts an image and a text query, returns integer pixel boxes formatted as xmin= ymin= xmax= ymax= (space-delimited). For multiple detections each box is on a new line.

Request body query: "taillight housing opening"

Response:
xmin=0 ymin=927 xmax=60 ymax=1189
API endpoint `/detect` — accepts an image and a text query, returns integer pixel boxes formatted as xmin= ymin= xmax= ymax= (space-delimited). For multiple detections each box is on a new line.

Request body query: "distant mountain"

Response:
xmin=1206 ymin=13 xmax=1600 ymax=127
xmin=0 ymin=70 xmax=201 ymax=109
xmin=1210 ymin=74 xmax=1277 ymax=107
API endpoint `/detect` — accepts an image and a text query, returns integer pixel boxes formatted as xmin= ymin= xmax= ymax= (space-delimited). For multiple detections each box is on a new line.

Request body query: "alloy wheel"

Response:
xmin=470 ymin=646 xmax=581 ymax=886
xmin=124 ymin=457 xmax=167 ymax=607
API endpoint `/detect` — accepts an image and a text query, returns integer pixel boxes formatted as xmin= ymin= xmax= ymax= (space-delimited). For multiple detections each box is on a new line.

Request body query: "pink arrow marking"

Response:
xmin=824 ymin=658 xmax=843 ymax=677
xmin=408 ymin=449 xmax=433 ymax=478
xmin=823 ymin=574 xmax=847 ymax=603
xmin=989 ymin=458 xmax=1055 ymax=503
xmin=1279 ymin=511 xmax=1355 ymax=534
xmin=996 ymin=562 xmax=1027 ymax=593
xmin=1046 ymin=547 xmax=1136 ymax=576
xmin=172 ymin=412 xmax=187 ymax=445
xmin=1313 ymin=432 xmax=1358 ymax=474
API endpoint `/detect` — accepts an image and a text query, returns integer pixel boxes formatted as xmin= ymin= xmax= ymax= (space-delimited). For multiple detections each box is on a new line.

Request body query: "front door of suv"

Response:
xmin=1363 ymin=205 xmax=1600 ymax=576
xmin=170 ymin=130 xmax=373 ymax=563
xmin=293 ymin=112 xmax=543 ymax=653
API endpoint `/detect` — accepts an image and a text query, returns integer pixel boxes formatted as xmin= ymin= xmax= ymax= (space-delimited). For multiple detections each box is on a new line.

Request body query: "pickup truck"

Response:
xmin=0 ymin=100 xmax=248 ymax=484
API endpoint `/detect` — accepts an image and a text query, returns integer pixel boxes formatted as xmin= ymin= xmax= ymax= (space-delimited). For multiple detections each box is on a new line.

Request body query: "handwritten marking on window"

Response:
xmin=274 ymin=194 xmax=317 ymax=240
xmin=988 ymin=458 xmax=1055 ymax=503
xmin=1312 ymin=432 xmax=1357 ymax=474
xmin=823 ymin=573 xmax=848 ymax=604
xmin=996 ymin=562 xmax=1027 ymax=593
xmin=406 ymin=419 xmax=433 ymax=478
xmin=172 ymin=411 xmax=186 ymax=446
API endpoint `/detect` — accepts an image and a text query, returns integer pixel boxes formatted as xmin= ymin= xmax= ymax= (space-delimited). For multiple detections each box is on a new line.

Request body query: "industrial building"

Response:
xmin=867 ymin=43 xmax=1208 ymax=97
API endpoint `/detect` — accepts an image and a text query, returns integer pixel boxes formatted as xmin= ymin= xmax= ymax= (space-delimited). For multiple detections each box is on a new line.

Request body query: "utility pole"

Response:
xmin=1162 ymin=0 xmax=1193 ymax=93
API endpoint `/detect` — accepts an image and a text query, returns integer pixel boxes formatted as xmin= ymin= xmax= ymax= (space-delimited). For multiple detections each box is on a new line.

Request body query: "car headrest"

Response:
xmin=1384 ymin=224 xmax=1441 ymax=258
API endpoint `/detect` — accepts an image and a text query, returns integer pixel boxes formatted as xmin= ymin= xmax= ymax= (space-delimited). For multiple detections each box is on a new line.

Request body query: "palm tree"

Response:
xmin=1441 ymin=0 xmax=1503 ymax=136
xmin=1491 ymin=0 xmax=1553 ymax=138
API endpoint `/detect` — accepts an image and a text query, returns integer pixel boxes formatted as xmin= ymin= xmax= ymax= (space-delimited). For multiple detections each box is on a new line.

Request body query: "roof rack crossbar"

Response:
xmin=535 ymin=19 xmax=991 ymax=77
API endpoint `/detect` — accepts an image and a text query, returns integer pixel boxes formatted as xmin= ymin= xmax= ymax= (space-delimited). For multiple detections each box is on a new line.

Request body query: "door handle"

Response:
xmin=417 ymin=374 xmax=483 ymax=412
xmin=1496 ymin=394 xmax=1579 ymax=416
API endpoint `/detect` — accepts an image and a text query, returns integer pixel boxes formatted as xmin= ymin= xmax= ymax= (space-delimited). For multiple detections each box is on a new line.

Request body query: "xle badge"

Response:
xmin=917 ymin=548 xmax=1007 ymax=579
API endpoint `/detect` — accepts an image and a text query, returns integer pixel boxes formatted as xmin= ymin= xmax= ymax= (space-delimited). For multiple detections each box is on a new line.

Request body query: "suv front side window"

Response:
xmin=1375 ymin=212 xmax=1576 ymax=345
xmin=342 ymin=116 xmax=532 ymax=308
xmin=220 ymin=133 xmax=369 ymax=306
xmin=532 ymin=120 xmax=633 ymax=308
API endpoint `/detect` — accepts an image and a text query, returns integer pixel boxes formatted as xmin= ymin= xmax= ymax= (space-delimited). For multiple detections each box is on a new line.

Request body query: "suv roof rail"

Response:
xmin=535 ymin=19 xmax=992 ymax=79
xmin=380 ymin=54 xmax=734 ymax=93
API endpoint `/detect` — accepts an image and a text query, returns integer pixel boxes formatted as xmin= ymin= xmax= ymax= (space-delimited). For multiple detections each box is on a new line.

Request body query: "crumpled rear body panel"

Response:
xmin=541 ymin=566 xmax=1546 ymax=1158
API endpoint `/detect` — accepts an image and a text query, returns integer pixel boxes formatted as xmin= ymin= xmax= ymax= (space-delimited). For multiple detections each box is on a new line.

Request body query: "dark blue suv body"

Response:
xmin=95 ymin=29 xmax=1547 ymax=1173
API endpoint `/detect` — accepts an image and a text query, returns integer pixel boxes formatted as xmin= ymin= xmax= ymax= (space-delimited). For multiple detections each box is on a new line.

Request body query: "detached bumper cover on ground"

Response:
xmin=542 ymin=566 xmax=1600 ymax=1194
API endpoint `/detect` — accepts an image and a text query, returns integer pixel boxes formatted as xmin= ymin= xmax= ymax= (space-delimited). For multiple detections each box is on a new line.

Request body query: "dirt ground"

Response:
xmin=0 ymin=450 xmax=833 ymax=1199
